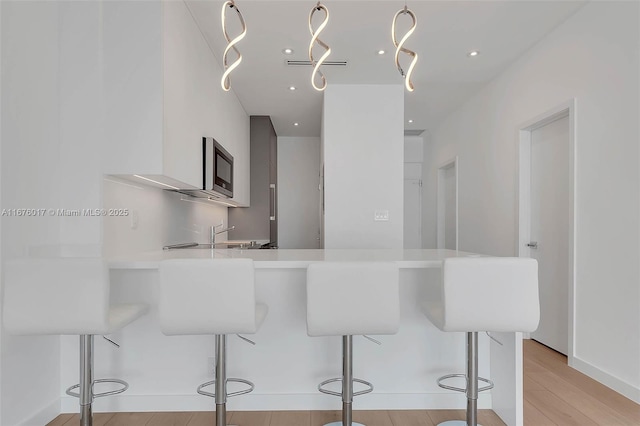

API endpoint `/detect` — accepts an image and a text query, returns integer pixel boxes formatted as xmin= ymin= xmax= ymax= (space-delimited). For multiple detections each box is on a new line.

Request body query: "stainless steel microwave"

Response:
xmin=204 ymin=137 xmax=233 ymax=198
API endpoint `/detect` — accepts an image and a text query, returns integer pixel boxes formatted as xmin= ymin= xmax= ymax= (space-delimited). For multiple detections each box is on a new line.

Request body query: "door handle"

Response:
xmin=526 ymin=242 xmax=538 ymax=249
xmin=269 ymin=184 xmax=276 ymax=221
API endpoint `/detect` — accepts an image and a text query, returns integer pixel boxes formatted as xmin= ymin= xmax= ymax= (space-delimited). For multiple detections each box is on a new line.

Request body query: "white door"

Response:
xmin=404 ymin=163 xmax=422 ymax=249
xmin=529 ymin=115 xmax=570 ymax=355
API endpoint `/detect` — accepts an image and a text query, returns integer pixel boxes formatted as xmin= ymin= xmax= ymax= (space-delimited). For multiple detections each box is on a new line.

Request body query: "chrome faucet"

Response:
xmin=210 ymin=224 xmax=235 ymax=245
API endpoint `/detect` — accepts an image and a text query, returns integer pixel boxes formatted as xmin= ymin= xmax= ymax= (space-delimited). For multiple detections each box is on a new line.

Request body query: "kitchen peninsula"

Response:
xmin=103 ymin=249 xmax=526 ymax=426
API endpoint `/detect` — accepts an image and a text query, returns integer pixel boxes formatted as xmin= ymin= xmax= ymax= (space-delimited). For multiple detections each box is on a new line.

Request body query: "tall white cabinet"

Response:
xmin=102 ymin=1 xmax=250 ymax=206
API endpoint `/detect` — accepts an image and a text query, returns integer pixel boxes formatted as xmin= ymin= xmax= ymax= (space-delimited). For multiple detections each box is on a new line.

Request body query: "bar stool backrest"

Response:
xmin=435 ymin=257 xmax=540 ymax=333
xmin=159 ymin=258 xmax=257 ymax=335
xmin=306 ymin=262 xmax=400 ymax=337
xmin=3 ymin=258 xmax=110 ymax=335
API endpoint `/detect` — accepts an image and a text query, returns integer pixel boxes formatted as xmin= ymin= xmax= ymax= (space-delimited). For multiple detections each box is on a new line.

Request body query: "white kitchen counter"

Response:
xmin=109 ymin=248 xmax=482 ymax=269
xmin=88 ymin=249 xmax=523 ymax=425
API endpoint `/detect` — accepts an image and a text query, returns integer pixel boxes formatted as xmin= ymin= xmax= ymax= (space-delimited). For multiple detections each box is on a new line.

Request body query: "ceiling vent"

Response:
xmin=286 ymin=60 xmax=348 ymax=67
xmin=404 ymin=129 xmax=425 ymax=136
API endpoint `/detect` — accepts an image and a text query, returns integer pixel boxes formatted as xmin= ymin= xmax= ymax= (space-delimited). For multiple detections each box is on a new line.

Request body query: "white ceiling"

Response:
xmin=186 ymin=0 xmax=585 ymax=137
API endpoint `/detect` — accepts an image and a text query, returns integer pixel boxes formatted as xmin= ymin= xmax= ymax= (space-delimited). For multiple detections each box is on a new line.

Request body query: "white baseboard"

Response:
xmin=61 ymin=392 xmax=492 ymax=413
xmin=570 ymin=356 xmax=640 ymax=404
xmin=17 ymin=398 xmax=60 ymax=426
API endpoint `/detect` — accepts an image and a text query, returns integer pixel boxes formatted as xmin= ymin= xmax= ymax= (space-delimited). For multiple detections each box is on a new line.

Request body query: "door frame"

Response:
xmin=437 ymin=156 xmax=458 ymax=250
xmin=517 ymin=99 xmax=576 ymax=365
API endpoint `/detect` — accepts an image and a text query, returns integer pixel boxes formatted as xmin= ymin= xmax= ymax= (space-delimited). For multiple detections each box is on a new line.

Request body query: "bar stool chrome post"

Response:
xmin=466 ymin=331 xmax=479 ymax=426
xmin=79 ymin=335 xmax=93 ymax=426
xmin=215 ymin=334 xmax=228 ymax=426
xmin=342 ymin=335 xmax=354 ymax=426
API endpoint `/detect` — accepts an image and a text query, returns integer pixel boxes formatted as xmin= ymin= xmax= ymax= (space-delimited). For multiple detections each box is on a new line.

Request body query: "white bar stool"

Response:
xmin=158 ymin=258 xmax=267 ymax=426
xmin=2 ymin=258 xmax=148 ymax=426
xmin=306 ymin=262 xmax=400 ymax=426
xmin=423 ymin=257 xmax=540 ymax=426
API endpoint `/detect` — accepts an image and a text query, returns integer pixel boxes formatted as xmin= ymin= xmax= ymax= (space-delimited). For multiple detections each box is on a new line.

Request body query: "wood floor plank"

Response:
xmin=524 ymin=399 xmax=556 ymax=426
xmin=269 ymin=410 xmax=310 ymax=426
xmin=229 ymin=410 xmax=271 ymax=426
xmin=529 ymin=371 xmax=638 ymax=425
xmin=352 ymin=410 xmax=393 ymax=426
xmin=524 ymin=340 xmax=566 ymax=363
xmin=310 ymin=410 xmax=341 ymax=425
xmin=103 ymin=412 xmax=155 ymax=426
xmin=147 ymin=411 xmax=194 ymax=426
xmin=524 ymin=372 xmax=547 ymax=392
xmin=185 ymin=411 xmax=215 ymax=426
xmin=388 ymin=409 xmax=435 ymax=426
xmin=426 ymin=409 xmax=504 ymax=426
xmin=426 ymin=409 xmax=465 ymax=424
xmin=523 ymin=357 xmax=547 ymax=374
xmin=524 ymin=340 xmax=640 ymax=423
xmin=56 ymin=413 xmax=115 ymax=426
xmin=525 ymin=390 xmax=598 ymax=426
xmin=477 ymin=409 xmax=507 ymax=426
xmin=46 ymin=413 xmax=74 ymax=426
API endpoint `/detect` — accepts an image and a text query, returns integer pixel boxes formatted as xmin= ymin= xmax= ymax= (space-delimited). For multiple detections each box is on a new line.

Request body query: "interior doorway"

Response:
xmin=437 ymin=157 xmax=458 ymax=250
xmin=518 ymin=100 xmax=576 ymax=361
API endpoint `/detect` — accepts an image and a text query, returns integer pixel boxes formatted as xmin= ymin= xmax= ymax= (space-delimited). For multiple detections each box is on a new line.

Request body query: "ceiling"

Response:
xmin=186 ymin=0 xmax=585 ymax=137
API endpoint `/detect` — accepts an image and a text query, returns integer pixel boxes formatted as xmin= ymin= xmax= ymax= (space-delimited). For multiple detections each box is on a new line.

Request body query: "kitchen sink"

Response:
xmin=163 ymin=242 xmax=264 ymax=250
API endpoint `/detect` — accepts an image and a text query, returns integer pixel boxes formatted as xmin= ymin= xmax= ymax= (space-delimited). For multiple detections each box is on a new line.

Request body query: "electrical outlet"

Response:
xmin=374 ymin=210 xmax=389 ymax=221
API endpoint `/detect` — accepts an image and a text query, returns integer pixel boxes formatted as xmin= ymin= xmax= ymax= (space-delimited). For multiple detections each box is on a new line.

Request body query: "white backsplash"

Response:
xmin=103 ymin=176 xmax=228 ymax=257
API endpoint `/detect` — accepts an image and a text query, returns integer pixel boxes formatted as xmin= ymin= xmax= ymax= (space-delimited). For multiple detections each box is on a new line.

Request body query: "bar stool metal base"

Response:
xmin=63 ymin=335 xmax=130 ymax=426
xmin=436 ymin=374 xmax=493 ymax=393
xmin=317 ymin=336 xmax=373 ymax=426
xmin=436 ymin=332 xmax=493 ymax=426
xmin=196 ymin=335 xmax=254 ymax=426
xmin=196 ymin=377 xmax=254 ymax=398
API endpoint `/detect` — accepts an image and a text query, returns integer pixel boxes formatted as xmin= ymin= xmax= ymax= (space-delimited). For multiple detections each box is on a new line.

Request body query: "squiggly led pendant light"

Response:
xmin=392 ymin=5 xmax=418 ymax=92
xmin=308 ymin=2 xmax=332 ymax=91
xmin=221 ymin=0 xmax=247 ymax=92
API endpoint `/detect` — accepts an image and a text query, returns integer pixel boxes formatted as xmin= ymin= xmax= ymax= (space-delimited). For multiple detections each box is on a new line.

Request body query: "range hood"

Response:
xmin=115 ymin=174 xmax=240 ymax=207
xmin=169 ymin=187 xmax=230 ymax=201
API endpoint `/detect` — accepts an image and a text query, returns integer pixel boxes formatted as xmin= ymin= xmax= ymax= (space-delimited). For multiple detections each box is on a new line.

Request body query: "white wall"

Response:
xmin=323 ymin=84 xmax=404 ymax=249
xmin=277 ymin=137 xmax=321 ymax=249
xmin=2 ymin=3 xmax=69 ymax=425
xmin=1 ymin=1 xmax=114 ymax=422
xmin=423 ymin=1 xmax=640 ymax=401
xmin=0 ymin=1 xmax=3 ymax=418
xmin=0 ymin=1 xmax=248 ymax=424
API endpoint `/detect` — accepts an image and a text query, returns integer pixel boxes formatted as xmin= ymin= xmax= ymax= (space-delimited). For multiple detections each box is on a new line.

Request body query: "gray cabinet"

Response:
xmin=229 ymin=116 xmax=278 ymax=245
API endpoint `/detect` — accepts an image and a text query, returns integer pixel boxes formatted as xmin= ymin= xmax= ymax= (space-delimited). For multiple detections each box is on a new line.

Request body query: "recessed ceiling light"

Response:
xmin=408 ymin=119 xmax=414 ymax=123
xmin=377 ymin=50 xmax=386 ymax=55
xmin=289 ymin=86 xmax=296 ymax=91
xmin=293 ymin=122 xmax=299 ymax=126
xmin=468 ymin=50 xmax=480 ymax=57
xmin=283 ymin=48 xmax=294 ymax=55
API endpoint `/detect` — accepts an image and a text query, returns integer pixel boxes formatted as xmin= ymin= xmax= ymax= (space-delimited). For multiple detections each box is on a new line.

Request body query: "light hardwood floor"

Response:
xmin=47 ymin=340 xmax=640 ymax=426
